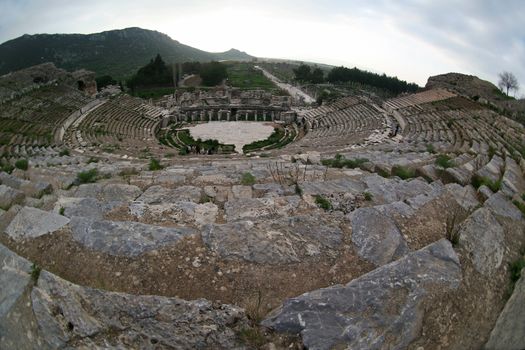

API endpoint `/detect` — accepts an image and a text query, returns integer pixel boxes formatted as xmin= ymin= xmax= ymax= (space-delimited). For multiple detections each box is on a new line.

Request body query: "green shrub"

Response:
xmin=2 ymin=163 xmax=15 ymax=174
xmin=15 ymin=159 xmax=28 ymax=171
xmin=30 ymin=263 xmax=41 ymax=283
xmin=59 ymin=207 xmax=65 ymax=216
xmin=149 ymin=158 xmax=164 ymax=171
xmin=87 ymin=157 xmax=99 ymax=164
xmin=521 ymin=193 xmax=525 ymax=202
xmin=241 ymin=172 xmax=256 ymax=186
xmin=513 ymin=200 xmax=525 ymax=216
xmin=315 ymin=195 xmax=332 ymax=211
xmin=391 ymin=166 xmax=416 ymax=180
xmin=471 ymin=175 xmax=501 ymax=192
xmin=59 ymin=149 xmax=70 ymax=156
xmin=435 ymin=154 xmax=454 ymax=169
xmin=364 ymin=191 xmax=373 ymax=201
xmin=321 ymin=154 xmax=369 ymax=169
xmin=295 ymin=183 xmax=303 ymax=196
xmin=510 ymin=256 xmax=525 ymax=287
xmin=77 ymin=169 xmax=98 ymax=184
xmin=178 ymin=147 xmax=189 ymax=155
xmin=426 ymin=144 xmax=436 ymax=154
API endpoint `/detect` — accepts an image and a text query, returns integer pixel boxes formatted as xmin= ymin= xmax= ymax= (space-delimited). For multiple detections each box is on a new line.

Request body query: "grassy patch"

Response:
xmin=87 ymin=156 xmax=100 ymax=164
xmin=59 ymin=149 xmax=70 ymax=156
xmin=237 ymin=328 xmax=266 ymax=347
xmin=364 ymin=191 xmax=373 ymax=201
xmin=29 ymin=263 xmax=42 ymax=284
xmin=426 ymin=144 xmax=436 ymax=154
xmin=510 ymin=257 xmax=525 ymax=284
xmin=77 ymin=169 xmax=99 ymax=184
xmin=391 ymin=165 xmax=416 ymax=180
xmin=241 ymin=172 xmax=256 ymax=186
xmin=243 ymin=128 xmax=285 ymax=153
xmin=227 ymin=63 xmax=277 ymax=91
xmin=513 ymin=200 xmax=525 ymax=216
xmin=471 ymin=175 xmax=501 ymax=192
xmin=14 ymin=159 xmax=28 ymax=171
xmin=149 ymin=158 xmax=164 ymax=171
xmin=435 ymin=154 xmax=454 ymax=169
xmin=321 ymin=154 xmax=369 ymax=169
xmin=315 ymin=195 xmax=332 ymax=211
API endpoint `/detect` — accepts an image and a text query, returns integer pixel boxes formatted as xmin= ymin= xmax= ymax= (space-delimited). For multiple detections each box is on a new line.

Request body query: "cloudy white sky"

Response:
xmin=0 ymin=0 xmax=524 ymax=92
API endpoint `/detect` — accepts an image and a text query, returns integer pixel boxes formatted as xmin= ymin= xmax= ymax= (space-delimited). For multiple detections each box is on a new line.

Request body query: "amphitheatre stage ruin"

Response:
xmin=0 ymin=62 xmax=524 ymax=350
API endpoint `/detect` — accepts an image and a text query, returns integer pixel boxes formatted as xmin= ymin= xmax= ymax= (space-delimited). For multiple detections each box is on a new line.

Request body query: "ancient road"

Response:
xmin=254 ymin=65 xmax=316 ymax=104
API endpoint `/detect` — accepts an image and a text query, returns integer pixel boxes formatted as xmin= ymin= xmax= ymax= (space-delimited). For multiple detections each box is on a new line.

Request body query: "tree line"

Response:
xmin=121 ymin=54 xmax=228 ymax=93
xmin=293 ymin=64 xmax=419 ymax=95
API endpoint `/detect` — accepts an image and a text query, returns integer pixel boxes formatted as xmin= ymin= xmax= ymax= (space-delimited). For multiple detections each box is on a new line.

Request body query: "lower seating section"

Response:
xmin=288 ymin=97 xmax=388 ymax=152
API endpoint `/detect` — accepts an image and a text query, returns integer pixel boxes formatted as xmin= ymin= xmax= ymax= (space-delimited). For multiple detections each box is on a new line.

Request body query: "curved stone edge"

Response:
xmin=262 ymin=239 xmax=461 ymax=350
xmin=0 ymin=243 xmax=249 ymax=349
xmin=485 ymin=269 xmax=525 ymax=350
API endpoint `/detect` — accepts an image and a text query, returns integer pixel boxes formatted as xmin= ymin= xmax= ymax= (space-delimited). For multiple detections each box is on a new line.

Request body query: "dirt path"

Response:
xmin=255 ymin=66 xmax=316 ymax=104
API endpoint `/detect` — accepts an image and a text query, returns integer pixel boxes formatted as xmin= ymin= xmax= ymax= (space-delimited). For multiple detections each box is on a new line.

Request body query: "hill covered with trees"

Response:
xmin=0 ymin=27 xmax=253 ymax=79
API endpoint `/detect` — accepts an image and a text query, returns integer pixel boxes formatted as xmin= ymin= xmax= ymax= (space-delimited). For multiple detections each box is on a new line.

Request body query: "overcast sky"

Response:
xmin=0 ymin=0 xmax=523 ymax=93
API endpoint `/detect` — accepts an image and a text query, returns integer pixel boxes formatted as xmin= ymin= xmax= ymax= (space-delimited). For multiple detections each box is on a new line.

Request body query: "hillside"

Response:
xmin=426 ymin=72 xmax=525 ymax=123
xmin=0 ymin=27 xmax=253 ymax=79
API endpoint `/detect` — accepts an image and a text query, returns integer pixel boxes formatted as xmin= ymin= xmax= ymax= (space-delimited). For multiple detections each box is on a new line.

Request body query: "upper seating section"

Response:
xmin=0 ymin=64 xmax=95 ymax=157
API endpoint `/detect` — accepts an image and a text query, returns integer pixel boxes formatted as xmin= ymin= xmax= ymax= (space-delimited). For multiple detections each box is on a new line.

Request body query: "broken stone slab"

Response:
xmin=0 ymin=172 xmax=52 ymax=198
xmin=374 ymin=201 xmax=416 ymax=218
xmin=475 ymin=155 xmax=504 ymax=183
xmin=458 ymin=208 xmax=505 ymax=276
xmin=348 ymin=207 xmax=409 ymax=266
xmin=0 ymin=243 xmax=32 ymax=320
xmin=152 ymin=173 xmax=186 ymax=186
xmin=0 ymin=184 xmax=25 ymax=210
xmin=262 ymin=239 xmax=461 ymax=350
xmin=484 ymin=192 xmax=523 ymax=221
xmin=444 ymin=167 xmax=471 ymax=186
xmin=252 ymin=183 xmax=287 ymax=197
xmin=202 ymin=216 xmax=342 ymax=264
xmin=501 ymin=157 xmax=525 ymax=197
xmin=0 ymin=243 xmax=248 ymax=349
xmin=54 ymin=197 xmax=121 ymax=219
xmin=445 ymin=183 xmax=480 ymax=211
xmin=477 ymin=185 xmax=493 ymax=202
xmin=137 ymin=185 xmax=202 ymax=204
xmin=224 ymin=196 xmax=301 ymax=222
xmin=485 ymin=269 xmax=525 ymax=350
xmin=405 ymin=181 xmax=445 ymax=211
xmin=229 ymin=185 xmax=253 ymax=200
xmin=6 ymin=207 xmax=70 ymax=240
xmin=363 ymin=174 xmax=432 ymax=204
xmin=129 ymin=201 xmax=218 ymax=227
xmin=204 ymin=185 xmax=231 ymax=203
xmin=73 ymin=183 xmax=142 ymax=202
xmin=69 ymin=217 xmax=197 ymax=257
xmin=300 ymin=178 xmax=365 ymax=196
xmin=193 ymin=173 xmax=237 ymax=186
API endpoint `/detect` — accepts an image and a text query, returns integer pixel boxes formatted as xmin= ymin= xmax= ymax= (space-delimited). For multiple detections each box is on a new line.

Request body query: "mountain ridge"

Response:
xmin=0 ymin=27 xmax=253 ymax=79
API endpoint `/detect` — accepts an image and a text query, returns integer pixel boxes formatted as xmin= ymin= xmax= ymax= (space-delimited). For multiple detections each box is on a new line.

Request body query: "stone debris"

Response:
xmin=348 ymin=207 xmax=409 ymax=266
xmin=202 ymin=216 xmax=342 ymax=264
xmin=69 ymin=217 xmax=197 ymax=257
xmin=6 ymin=206 xmax=70 ymax=240
xmin=262 ymin=239 xmax=461 ymax=350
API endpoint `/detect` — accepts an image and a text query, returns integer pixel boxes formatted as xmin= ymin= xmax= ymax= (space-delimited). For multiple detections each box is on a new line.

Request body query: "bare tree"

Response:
xmin=498 ymin=71 xmax=519 ymax=96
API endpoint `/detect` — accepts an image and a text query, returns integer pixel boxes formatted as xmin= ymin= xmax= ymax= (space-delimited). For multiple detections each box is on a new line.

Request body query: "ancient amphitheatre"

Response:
xmin=0 ymin=52 xmax=524 ymax=349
